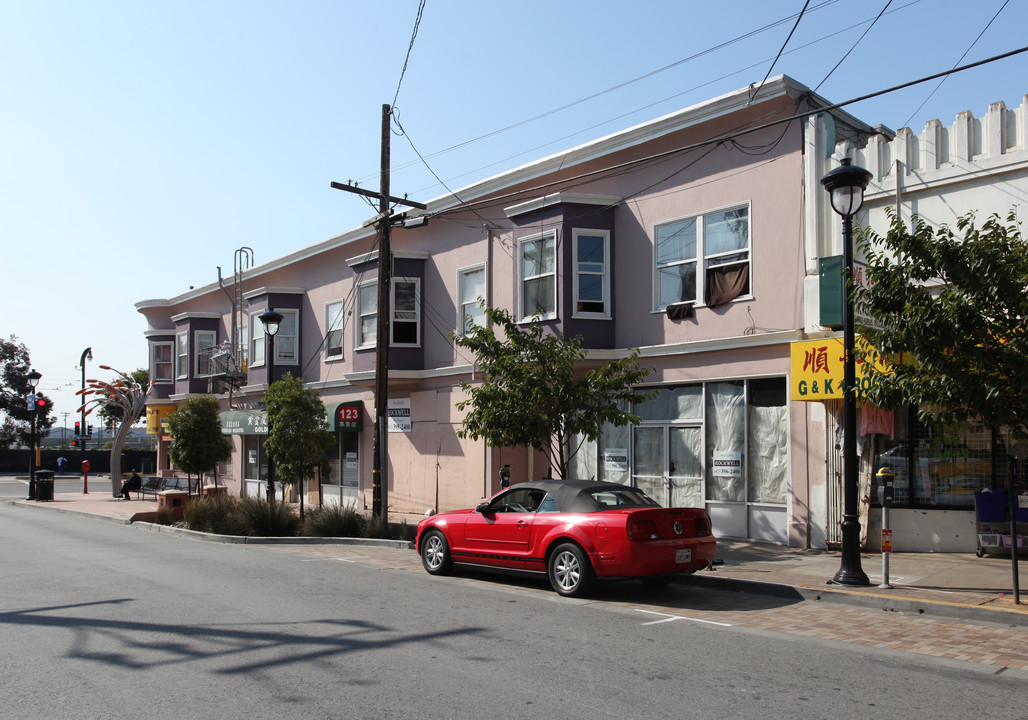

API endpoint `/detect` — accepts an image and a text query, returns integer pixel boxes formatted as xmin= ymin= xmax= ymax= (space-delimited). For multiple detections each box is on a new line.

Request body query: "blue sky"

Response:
xmin=3 ymin=0 xmax=1026 ymax=421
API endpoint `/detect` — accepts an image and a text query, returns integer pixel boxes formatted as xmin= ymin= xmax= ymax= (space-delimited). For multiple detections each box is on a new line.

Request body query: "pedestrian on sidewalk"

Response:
xmin=56 ymin=456 xmax=67 ymax=474
xmin=118 ymin=470 xmax=142 ymax=500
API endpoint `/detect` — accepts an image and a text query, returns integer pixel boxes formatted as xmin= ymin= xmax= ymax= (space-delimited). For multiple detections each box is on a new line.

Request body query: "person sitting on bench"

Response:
xmin=119 ymin=470 xmax=143 ymax=500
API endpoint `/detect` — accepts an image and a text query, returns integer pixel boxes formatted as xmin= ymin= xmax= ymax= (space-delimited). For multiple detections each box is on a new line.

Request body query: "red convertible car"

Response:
xmin=415 ymin=479 xmax=716 ymax=597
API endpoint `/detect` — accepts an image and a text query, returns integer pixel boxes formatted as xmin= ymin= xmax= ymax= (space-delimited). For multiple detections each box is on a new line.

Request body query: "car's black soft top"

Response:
xmin=508 ymin=479 xmax=650 ymax=514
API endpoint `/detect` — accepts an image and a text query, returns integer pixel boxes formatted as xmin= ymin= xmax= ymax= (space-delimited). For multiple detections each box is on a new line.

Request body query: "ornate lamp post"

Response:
xmin=79 ymin=347 xmax=91 ymax=483
xmin=26 ymin=369 xmax=42 ymax=501
xmin=258 ymin=309 xmax=283 ymax=504
xmin=821 ymin=157 xmax=873 ymax=587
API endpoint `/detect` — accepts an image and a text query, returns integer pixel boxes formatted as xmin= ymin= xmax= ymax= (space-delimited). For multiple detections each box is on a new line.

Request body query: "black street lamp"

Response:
xmin=821 ymin=157 xmax=873 ymax=587
xmin=258 ymin=309 xmax=283 ymax=504
xmin=26 ymin=369 xmax=42 ymax=501
xmin=79 ymin=347 xmax=91 ymax=467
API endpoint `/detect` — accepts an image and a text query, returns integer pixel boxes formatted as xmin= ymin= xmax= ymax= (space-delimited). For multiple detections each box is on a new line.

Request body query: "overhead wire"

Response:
xmin=391 ymin=0 xmax=426 ymax=109
xmin=750 ymin=0 xmax=811 ymax=102
xmin=897 ymin=0 xmax=1010 ymax=130
xmin=813 ymin=0 xmax=892 ymax=92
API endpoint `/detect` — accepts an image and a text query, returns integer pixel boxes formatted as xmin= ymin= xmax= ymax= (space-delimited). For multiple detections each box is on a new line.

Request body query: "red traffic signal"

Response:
xmin=35 ymin=397 xmax=47 ymax=411
xmin=74 ymin=421 xmax=81 ymax=435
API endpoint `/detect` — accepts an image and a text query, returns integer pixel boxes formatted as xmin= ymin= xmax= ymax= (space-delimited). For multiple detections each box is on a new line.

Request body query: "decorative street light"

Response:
xmin=821 ymin=157 xmax=873 ymax=587
xmin=26 ymin=369 xmax=42 ymax=501
xmin=258 ymin=309 xmax=284 ymax=504
xmin=79 ymin=347 xmax=91 ymax=474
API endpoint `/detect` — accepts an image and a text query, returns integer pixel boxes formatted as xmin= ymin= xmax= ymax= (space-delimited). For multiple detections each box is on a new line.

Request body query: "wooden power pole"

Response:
xmin=331 ymin=104 xmax=426 ymax=520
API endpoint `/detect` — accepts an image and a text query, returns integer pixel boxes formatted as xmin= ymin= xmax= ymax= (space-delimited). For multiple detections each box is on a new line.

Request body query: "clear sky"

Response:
xmin=3 ymin=0 xmax=1026 ymax=424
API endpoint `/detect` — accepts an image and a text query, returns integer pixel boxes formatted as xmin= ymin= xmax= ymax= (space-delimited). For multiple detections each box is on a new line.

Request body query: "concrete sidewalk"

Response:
xmin=8 ymin=486 xmax=1028 ymax=626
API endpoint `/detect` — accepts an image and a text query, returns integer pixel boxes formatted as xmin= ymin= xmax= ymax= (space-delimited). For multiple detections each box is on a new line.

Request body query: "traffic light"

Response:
xmin=74 ymin=421 xmax=80 ymax=437
xmin=87 ymin=424 xmax=94 ymax=436
xmin=72 ymin=439 xmax=78 ymax=447
xmin=34 ymin=397 xmax=47 ymax=412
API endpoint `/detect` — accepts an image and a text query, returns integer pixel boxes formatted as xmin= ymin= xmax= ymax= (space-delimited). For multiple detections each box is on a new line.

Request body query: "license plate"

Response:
xmin=675 ymin=548 xmax=692 ymax=563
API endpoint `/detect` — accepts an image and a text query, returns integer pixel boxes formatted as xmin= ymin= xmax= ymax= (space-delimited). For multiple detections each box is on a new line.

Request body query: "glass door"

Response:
xmin=633 ymin=425 xmax=703 ymax=507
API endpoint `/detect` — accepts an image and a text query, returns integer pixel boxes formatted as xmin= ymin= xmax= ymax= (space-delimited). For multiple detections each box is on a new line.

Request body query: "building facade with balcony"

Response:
xmin=138 ymin=75 xmax=888 ymax=547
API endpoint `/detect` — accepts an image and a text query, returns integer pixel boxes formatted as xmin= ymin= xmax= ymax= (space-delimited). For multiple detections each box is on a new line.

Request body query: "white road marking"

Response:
xmin=635 ymin=608 xmax=732 ymax=627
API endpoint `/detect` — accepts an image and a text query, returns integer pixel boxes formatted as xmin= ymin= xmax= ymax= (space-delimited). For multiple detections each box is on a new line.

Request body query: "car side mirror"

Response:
xmin=476 ymin=502 xmax=492 ymax=514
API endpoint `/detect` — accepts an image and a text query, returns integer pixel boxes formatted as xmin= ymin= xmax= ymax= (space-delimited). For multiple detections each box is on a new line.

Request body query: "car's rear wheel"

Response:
xmin=548 ymin=543 xmax=594 ymax=597
xmin=420 ymin=530 xmax=453 ymax=575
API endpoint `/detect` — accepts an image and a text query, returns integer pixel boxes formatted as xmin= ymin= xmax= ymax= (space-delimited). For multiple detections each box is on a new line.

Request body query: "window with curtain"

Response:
xmin=705 ymin=381 xmax=746 ymax=502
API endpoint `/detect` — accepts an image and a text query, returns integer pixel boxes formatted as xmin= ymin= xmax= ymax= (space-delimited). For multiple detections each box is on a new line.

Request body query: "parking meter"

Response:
xmin=81 ymin=460 xmax=91 ymax=494
xmin=876 ymin=467 xmax=894 ymax=507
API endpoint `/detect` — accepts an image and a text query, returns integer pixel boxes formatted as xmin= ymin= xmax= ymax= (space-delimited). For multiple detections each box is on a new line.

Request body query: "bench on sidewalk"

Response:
xmin=137 ymin=476 xmax=164 ymax=500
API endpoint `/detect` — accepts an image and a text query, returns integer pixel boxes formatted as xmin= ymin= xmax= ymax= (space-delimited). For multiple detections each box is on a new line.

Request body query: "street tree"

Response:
xmin=452 ymin=305 xmax=654 ymax=480
xmin=166 ymin=395 xmax=231 ymax=488
xmin=0 ymin=335 xmax=55 ymax=449
xmin=264 ymin=373 xmax=334 ymax=518
xmin=854 ymin=209 xmax=1028 ymax=435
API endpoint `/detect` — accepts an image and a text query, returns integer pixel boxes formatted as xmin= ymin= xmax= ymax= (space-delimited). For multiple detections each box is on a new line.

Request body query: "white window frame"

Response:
xmin=456 ymin=263 xmax=487 ymax=335
xmin=235 ymin=322 xmax=248 ymax=370
xmin=518 ymin=230 xmax=557 ymax=322
xmin=572 ymin=228 xmax=610 ymax=319
xmin=356 ymin=281 xmax=377 ymax=350
xmin=390 ymin=277 xmax=421 ymax=347
xmin=273 ymin=309 xmax=299 ymax=366
xmin=194 ymin=330 xmax=217 ymax=377
xmin=653 ymin=202 xmax=751 ymax=311
xmin=152 ymin=342 xmax=174 ymax=384
xmin=250 ymin=314 xmax=265 ymax=367
xmin=325 ymin=299 xmax=345 ymax=360
xmin=176 ymin=332 xmax=188 ymax=379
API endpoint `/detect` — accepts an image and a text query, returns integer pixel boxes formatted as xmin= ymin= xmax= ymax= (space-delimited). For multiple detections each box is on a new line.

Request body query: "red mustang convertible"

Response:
xmin=415 ymin=479 xmax=716 ymax=597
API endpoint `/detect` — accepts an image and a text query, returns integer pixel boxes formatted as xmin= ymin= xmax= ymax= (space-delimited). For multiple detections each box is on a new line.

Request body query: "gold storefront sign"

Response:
xmin=145 ymin=405 xmax=176 ymax=435
xmin=790 ymin=338 xmax=895 ymax=401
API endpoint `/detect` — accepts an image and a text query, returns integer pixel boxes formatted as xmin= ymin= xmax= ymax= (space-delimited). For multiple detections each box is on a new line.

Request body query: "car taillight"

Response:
xmin=628 ymin=519 xmax=659 ymax=540
xmin=694 ymin=516 xmax=711 ymax=536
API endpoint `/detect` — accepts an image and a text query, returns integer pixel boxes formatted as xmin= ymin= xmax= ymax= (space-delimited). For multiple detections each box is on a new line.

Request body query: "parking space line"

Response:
xmin=635 ymin=609 xmax=732 ymax=627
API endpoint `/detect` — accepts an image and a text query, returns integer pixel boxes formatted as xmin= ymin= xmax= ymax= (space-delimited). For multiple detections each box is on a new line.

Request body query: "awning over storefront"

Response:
xmin=220 ymin=410 xmax=268 ymax=435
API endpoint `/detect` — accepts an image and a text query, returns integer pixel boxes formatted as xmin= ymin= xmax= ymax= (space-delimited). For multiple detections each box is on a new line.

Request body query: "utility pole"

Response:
xmin=331 ymin=103 xmax=426 ymax=520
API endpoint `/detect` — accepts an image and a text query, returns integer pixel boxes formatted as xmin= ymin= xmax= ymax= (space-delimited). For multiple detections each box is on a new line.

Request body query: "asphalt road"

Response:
xmin=1 ymin=503 xmax=1025 ymax=720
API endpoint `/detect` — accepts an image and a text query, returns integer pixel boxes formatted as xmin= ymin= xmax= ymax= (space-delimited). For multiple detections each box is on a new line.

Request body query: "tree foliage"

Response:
xmin=166 ymin=395 xmax=231 ymax=478
xmin=0 ymin=335 xmax=55 ymax=449
xmin=854 ymin=209 xmax=1028 ymax=436
xmin=452 ymin=305 xmax=654 ymax=479
xmin=96 ymin=368 xmax=149 ymax=429
xmin=264 ymin=374 xmax=334 ymax=501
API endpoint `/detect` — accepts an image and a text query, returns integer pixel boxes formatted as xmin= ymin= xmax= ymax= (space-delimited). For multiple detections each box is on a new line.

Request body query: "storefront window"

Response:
xmin=705 ymin=381 xmax=745 ymax=502
xmin=871 ymin=408 xmax=1027 ymax=509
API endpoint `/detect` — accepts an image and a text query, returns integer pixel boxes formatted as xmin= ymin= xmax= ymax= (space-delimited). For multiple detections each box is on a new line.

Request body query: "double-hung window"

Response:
xmin=274 ymin=310 xmax=298 ymax=364
xmin=325 ymin=300 xmax=345 ymax=359
xmin=251 ymin=316 xmax=265 ymax=366
xmin=457 ymin=264 xmax=486 ymax=335
xmin=391 ymin=278 xmax=420 ymax=346
xmin=176 ymin=333 xmax=188 ymax=379
xmin=194 ymin=331 xmax=216 ymax=377
xmin=518 ymin=230 xmax=556 ymax=321
xmin=655 ymin=204 xmax=750 ymax=309
xmin=357 ymin=282 xmax=377 ymax=349
xmin=152 ymin=342 xmax=173 ymax=383
xmin=573 ymin=229 xmax=610 ymax=318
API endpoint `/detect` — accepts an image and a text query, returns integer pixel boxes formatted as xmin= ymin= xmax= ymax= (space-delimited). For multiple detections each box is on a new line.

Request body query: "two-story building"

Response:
xmin=140 ymin=76 xmax=1025 ymax=551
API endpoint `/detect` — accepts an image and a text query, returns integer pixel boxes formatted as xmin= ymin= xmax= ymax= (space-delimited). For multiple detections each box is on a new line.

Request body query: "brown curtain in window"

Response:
xmin=705 ymin=265 xmax=749 ymax=307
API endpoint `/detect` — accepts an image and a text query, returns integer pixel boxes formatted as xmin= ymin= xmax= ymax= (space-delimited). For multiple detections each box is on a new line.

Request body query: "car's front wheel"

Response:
xmin=420 ymin=530 xmax=453 ymax=575
xmin=548 ymin=542 xmax=595 ymax=597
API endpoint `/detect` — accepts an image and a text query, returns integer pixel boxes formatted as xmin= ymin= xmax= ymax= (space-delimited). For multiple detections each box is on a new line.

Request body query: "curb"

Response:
xmin=132 ymin=521 xmax=415 ymax=550
xmin=678 ymin=573 xmax=1028 ymax=627
xmin=7 ymin=499 xmax=132 ymax=526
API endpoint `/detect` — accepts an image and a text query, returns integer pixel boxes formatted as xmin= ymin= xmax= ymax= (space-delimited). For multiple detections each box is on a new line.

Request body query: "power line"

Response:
xmin=814 ymin=0 xmax=892 ymax=92
xmin=750 ymin=0 xmax=811 ymax=102
xmin=391 ymin=0 xmax=426 ymax=109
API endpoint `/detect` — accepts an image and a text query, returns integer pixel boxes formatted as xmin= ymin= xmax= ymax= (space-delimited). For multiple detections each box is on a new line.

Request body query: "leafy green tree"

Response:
xmin=452 ymin=305 xmax=654 ymax=480
xmin=854 ymin=209 xmax=1028 ymax=436
xmin=0 ymin=336 xmax=55 ymax=449
xmin=264 ymin=374 xmax=334 ymax=517
xmin=166 ymin=395 xmax=231 ymax=485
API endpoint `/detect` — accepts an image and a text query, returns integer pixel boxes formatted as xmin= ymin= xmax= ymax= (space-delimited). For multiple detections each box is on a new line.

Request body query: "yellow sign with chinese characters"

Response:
xmin=790 ymin=338 xmax=895 ymax=401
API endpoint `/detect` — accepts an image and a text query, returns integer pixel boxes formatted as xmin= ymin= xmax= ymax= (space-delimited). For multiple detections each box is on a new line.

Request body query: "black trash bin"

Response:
xmin=35 ymin=470 xmax=54 ymax=501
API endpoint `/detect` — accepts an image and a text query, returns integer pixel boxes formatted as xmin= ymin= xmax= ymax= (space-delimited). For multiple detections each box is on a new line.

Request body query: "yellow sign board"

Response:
xmin=790 ymin=337 xmax=895 ymax=401
xmin=145 ymin=405 xmax=176 ymax=435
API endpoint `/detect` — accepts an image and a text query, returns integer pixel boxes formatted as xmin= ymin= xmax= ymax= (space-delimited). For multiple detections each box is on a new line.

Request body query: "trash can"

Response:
xmin=35 ymin=470 xmax=54 ymax=501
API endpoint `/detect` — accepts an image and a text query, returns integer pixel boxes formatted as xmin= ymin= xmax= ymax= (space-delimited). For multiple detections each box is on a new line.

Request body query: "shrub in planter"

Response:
xmin=302 ymin=506 xmax=365 ymax=537
xmin=235 ymin=495 xmax=301 ymax=537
